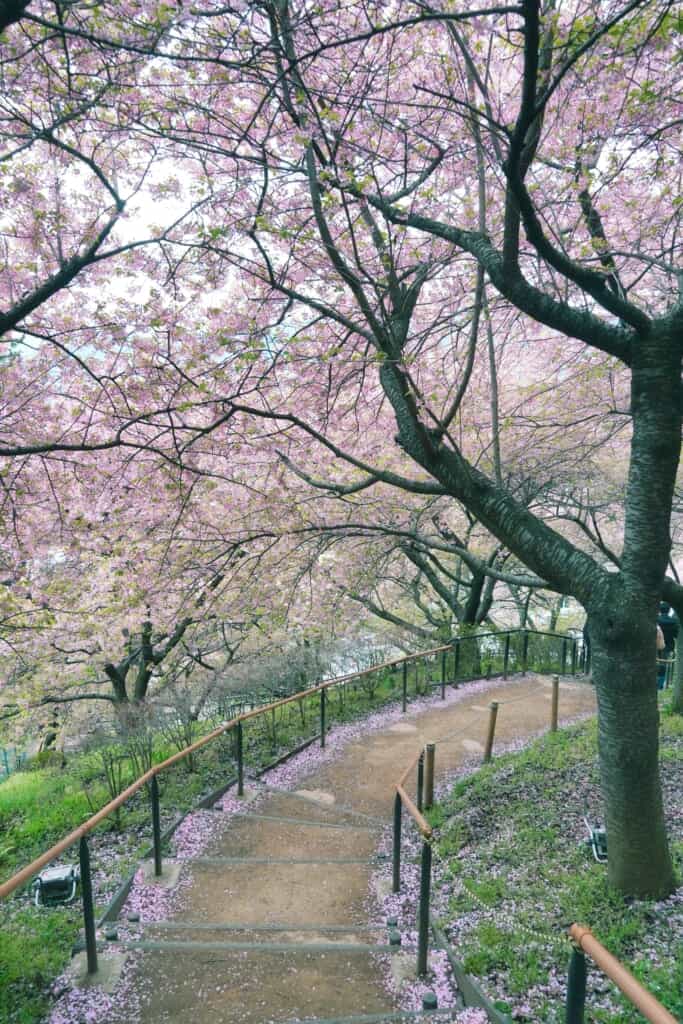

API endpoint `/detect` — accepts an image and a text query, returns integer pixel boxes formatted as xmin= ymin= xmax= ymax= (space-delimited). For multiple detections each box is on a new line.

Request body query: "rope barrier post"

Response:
xmin=416 ymin=751 xmax=425 ymax=811
xmin=551 ymin=675 xmax=559 ymax=733
xmin=417 ymin=839 xmax=432 ymax=976
xmin=522 ymin=629 xmax=529 ymax=674
xmin=454 ymin=639 xmax=460 ymax=680
xmin=402 ymin=661 xmax=407 ymax=713
xmin=79 ymin=836 xmax=98 ymax=975
xmin=503 ymin=633 xmax=511 ymax=679
xmin=441 ymin=650 xmax=446 ymax=699
xmin=484 ymin=701 xmax=499 ymax=763
xmin=151 ymin=774 xmax=162 ymax=877
xmin=320 ymin=687 xmax=326 ymax=748
xmin=392 ymin=793 xmax=402 ymax=893
xmin=237 ymin=719 xmax=244 ymax=796
xmin=565 ymin=945 xmax=587 ymax=1024
xmin=424 ymin=743 xmax=435 ymax=810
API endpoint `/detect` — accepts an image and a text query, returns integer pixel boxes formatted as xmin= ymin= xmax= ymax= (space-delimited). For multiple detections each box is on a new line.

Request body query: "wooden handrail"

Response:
xmin=0 ymin=639 xmax=461 ymax=900
xmin=395 ymin=783 xmax=432 ymax=838
xmin=397 ymin=747 xmax=424 ymax=789
xmin=1 ymin=629 xmax=574 ymax=902
xmin=569 ymin=924 xmax=677 ymax=1024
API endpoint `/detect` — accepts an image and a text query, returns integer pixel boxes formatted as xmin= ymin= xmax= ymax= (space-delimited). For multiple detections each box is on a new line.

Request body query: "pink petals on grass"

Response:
xmin=47 ymin=983 xmax=115 ymax=1024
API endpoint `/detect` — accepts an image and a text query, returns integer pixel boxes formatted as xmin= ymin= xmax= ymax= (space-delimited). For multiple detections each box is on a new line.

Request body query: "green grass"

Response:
xmin=0 ymin=905 xmax=81 ymax=1024
xmin=431 ymin=711 xmax=683 ymax=1023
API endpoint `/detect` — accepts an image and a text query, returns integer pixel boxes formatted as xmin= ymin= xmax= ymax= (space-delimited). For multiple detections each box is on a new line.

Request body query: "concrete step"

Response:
xmin=124 ymin=938 xmax=397 ymax=954
xmin=136 ymin=919 xmax=399 ymax=952
xmin=146 ymin=921 xmax=385 ymax=935
xmin=121 ymin=944 xmax=400 ymax=1024
xmin=277 ymin=1013 xmax=459 ymax=1024
xmin=259 ymin=786 xmax=387 ymax=826
xmin=192 ymin=856 xmax=376 ymax=866
xmin=179 ymin=857 xmax=374 ymax=927
xmin=230 ymin=812 xmax=377 ymax=831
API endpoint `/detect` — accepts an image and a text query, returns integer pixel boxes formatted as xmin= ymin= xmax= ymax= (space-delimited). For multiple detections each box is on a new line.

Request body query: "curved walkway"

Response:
xmin=69 ymin=675 xmax=596 ymax=1024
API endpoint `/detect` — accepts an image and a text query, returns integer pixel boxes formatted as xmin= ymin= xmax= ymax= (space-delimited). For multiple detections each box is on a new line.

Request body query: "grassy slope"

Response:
xmin=428 ymin=707 xmax=683 ymax=1022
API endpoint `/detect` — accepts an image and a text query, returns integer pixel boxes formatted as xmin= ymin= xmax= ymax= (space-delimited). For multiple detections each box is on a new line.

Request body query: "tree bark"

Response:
xmin=590 ymin=607 xmax=675 ymax=897
xmin=0 ymin=1 xmax=30 ymax=34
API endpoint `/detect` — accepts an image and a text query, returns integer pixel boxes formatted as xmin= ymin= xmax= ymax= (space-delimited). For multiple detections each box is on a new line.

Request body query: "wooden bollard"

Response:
xmin=424 ymin=743 xmax=435 ymax=809
xmin=483 ymin=701 xmax=498 ymax=762
xmin=551 ymin=674 xmax=559 ymax=732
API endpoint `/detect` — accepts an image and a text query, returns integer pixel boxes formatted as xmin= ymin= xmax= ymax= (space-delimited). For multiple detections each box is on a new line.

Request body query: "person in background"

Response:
xmin=657 ymin=601 xmax=679 ymax=689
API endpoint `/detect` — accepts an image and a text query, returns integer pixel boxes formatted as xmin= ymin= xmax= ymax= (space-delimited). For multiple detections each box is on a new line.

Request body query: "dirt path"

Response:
xmin=102 ymin=675 xmax=596 ymax=1024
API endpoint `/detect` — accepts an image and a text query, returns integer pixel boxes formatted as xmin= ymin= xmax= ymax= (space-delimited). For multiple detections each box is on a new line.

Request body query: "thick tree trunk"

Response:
xmin=462 ymin=569 xmax=485 ymax=625
xmin=590 ymin=612 xmax=675 ymax=897
xmin=378 ymin=266 xmax=680 ymax=897
xmin=456 ymin=623 xmax=482 ymax=677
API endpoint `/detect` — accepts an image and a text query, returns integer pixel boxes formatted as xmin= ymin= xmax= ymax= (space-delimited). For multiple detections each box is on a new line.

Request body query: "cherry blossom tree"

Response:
xmin=0 ymin=1 xmax=681 ymax=897
xmin=155 ymin=0 xmax=678 ymax=897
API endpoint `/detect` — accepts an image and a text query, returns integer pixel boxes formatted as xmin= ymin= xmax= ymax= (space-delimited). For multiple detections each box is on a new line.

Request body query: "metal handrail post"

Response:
xmin=417 ymin=840 xmax=433 ymax=976
xmin=151 ymin=775 xmax=162 ymax=877
xmin=320 ymin=687 xmax=326 ymax=748
xmin=402 ymin=661 xmax=407 ymax=713
xmin=237 ymin=720 xmax=244 ymax=796
xmin=416 ymin=751 xmax=425 ymax=811
xmin=392 ymin=793 xmax=402 ymax=893
xmin=522 ymin=629 xmax=529 ymax=674
xmin=565 ymin=946 xmax=587 ymax=1024
xmin=562 ymin=638 xmax=568 ymax=674
xmin=454 ymin=639 xmax=460 ymax=680
xmin=503 ymin=632 xmax=511 ymax=678
xmin=440 ymin=650 xmax=446 ymax=699
xmin=424 ymin=743 xmax=435 ymax=809
xmin=568 ymin=923 xmax=678 ymax=1024
xmin=79 ymin=836 xmax=98 ymax=975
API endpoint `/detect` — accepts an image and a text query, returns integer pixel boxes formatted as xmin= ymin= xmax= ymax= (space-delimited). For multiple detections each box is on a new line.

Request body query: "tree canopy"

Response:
xmin=0 ymin=1 xmax=681 ymax=896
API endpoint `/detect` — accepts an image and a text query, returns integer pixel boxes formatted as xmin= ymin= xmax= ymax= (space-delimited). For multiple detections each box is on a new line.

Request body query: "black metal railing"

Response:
xmin=0 ymin=627 xmax=585 ymax=978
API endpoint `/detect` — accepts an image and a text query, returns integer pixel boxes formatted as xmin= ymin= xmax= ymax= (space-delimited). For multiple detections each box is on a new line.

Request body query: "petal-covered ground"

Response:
xmin=46 ymin=674 xmax=598 ymax=1024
